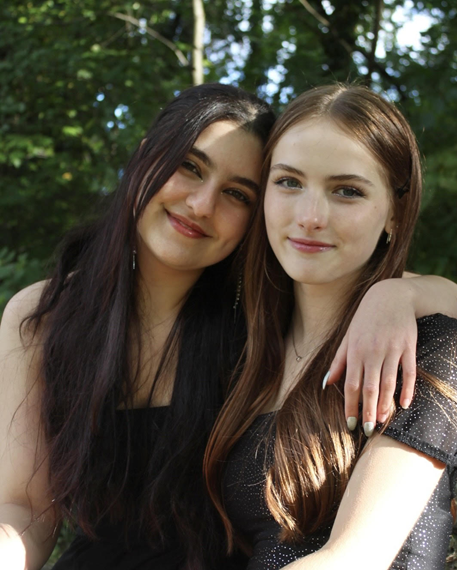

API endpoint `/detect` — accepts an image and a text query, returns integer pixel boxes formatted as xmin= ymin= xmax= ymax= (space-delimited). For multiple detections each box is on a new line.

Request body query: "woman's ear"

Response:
xmin=384 ymin=208 xmax=395 ymax=235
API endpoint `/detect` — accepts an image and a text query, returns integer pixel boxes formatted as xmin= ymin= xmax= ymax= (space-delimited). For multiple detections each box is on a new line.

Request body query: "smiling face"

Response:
xmin=136 ymin=120 xmax=263 ymax=278
xmin=264 ymin=118 xmax=395 ymax=293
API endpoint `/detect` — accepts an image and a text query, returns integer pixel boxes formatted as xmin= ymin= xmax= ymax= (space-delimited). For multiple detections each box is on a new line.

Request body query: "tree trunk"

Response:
xmin=366 ymin=0 xmax=384 ymax=84
xmin=192 ymin=0 xmax=205 ymax=85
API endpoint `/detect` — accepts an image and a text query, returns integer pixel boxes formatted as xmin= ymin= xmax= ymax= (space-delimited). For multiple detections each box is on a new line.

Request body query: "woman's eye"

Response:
xmin=182 ymin=160 xmax=202 ymax=178
xmin=224 ymin=188 xmax=252 ymax=205
xmin=274 ymin=177 xmax=302 ymax=189
xmin=335 ymin=186 xmax=363 ymax=198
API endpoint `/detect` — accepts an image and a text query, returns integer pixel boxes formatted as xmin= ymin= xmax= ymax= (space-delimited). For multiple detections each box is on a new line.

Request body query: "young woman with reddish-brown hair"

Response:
xmin=205 ymin=84 xmax=457 ymax=570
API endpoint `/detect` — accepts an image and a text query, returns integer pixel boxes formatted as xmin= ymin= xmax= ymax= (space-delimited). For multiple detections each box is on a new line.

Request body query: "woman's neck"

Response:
xmin=268 ymin=279 xmax=351 ymax=412
xmin=129 ymin=261 xmax=203 ymax=408
xmin=136 ymin=258 xmax=203 ymax=327
xmin=291 ymin=279 xmax=352 ymax=354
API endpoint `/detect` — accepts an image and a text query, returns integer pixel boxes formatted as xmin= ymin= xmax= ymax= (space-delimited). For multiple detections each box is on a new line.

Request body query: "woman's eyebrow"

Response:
xmin=190 ymin=146 xmax=259 ymax=194
xmin=229 ymin=176 xmax=259 ymax=194
xmin=189 ymin=147 xmax=213 ymax=168
xmin=270 ymin=163 xmax=305 ymax=177
xmin=327 ymin=174 xmax=374 ymax=186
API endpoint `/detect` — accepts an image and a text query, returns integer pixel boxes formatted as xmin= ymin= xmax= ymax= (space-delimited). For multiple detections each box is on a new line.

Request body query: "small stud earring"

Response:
xmin=132 ymin=249 xmax=137 ymax=270
xmin=386 ymin=230 xmax=392 ymax=244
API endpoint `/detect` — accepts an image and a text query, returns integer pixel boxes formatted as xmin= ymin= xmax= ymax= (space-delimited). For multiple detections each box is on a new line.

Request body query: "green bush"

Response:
xmin=0 ymin=247 xmax=46 ymax=314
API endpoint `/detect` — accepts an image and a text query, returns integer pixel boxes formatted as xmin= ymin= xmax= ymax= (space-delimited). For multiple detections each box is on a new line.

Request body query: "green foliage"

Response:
xmin=2 ymin=0 xmax=456 ymax=292
xmin=45 ymin=522 xmax=76 ymax=567
xmin=0 ymin=0 xmax=194 ymax=262
xmin=410 ymin=145 xmax=457 ymax=278
xmin=0 ymin=248 xmax=45 ymax=312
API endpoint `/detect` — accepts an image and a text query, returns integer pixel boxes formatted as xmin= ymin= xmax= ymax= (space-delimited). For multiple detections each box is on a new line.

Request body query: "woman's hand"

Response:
xmin=325 ymin=275 xmax=457 ymax=435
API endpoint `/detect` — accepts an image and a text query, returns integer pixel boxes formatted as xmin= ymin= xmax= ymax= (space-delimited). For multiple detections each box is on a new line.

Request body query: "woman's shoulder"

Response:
xmin=1 ymin=280 xmax=48 ymax=336
xmin=414 ymin=313 xmax=457 ymax=385
xmin=383 ymin=313 xmax=457 ymax=467
xmin=0 ymin=282 xmax=48 ymax=399
xmin=417 ymin=312 xmax=457 ymax=334
xmin=416 ymin=313 xmax=457 ymax=357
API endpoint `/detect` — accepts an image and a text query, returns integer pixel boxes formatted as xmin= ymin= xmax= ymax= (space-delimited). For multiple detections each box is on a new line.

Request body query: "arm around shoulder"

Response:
xmin=402 ymin=273 xmax=457 ymax=318
xmin=0 ymin=284 xmax=59 ymax=570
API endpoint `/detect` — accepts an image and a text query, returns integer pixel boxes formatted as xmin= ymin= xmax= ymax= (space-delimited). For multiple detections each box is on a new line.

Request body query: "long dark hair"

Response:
xmin=23 ymin=83 xmax=275 ymax=568
xmin=205 ymin=84 xmax=428 ymax=548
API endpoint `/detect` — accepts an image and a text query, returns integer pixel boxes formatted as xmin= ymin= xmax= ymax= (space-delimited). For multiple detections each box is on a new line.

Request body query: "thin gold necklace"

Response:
xmin=291 ymin=329 xmax=303 ymax=362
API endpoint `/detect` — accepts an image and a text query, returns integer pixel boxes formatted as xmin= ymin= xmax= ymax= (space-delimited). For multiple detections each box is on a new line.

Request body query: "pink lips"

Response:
xmin=288 ymin=238 xmax=335 ymax=253
xmin=166 ymin=211 xmax=209 ymax=239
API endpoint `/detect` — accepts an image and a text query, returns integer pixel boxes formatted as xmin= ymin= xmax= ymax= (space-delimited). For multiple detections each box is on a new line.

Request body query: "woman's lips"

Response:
xmin=288 ymin=238 xmax=335 ymax=253
xmin=166 ymin=211 xmax=208 ymax=239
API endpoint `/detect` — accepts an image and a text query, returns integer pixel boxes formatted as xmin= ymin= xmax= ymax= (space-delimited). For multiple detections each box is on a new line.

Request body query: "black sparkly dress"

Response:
xmin=224 ymin=314 xmax=457 ymax=570
xmin=52 ymin=407 xmax=247 ymax=570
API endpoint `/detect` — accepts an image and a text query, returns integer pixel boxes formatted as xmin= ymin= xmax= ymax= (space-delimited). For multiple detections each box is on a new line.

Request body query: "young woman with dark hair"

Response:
xmin=0 ymin=83 xmax=275 ymax=570
xmin=0 ymin=82 xmax=456 ymax=570
xmin=205 ymin=84 xmax=457 ymax=570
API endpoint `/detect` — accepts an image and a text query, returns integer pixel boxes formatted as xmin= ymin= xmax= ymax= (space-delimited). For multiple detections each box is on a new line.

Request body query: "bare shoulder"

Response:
xmin=0 ymin=283 xmax=47 ymax=425
xmin=1 ymin=280 xmax=48 ymax=336
xmin=0 ymin=283 xmax=55 ymax=528
xmin=0 ymin=281 xmax=49 ymax=365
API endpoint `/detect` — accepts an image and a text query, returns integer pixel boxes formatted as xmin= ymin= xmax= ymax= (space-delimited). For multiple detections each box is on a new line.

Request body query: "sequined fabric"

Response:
xmin=224 ymin=313 xmax=457 ymax=570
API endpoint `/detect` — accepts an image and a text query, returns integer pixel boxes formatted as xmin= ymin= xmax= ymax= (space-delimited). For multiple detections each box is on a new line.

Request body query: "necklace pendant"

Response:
xmin=296 ymin=356 xmax=302 ymax=362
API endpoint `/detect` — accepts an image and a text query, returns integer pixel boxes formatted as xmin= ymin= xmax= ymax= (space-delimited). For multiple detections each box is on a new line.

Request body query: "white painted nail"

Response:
xmin=363 ymin=422 xmax=375 ymax=437
xmin=322 ymin=371 xmax=330 ymax=390
xmin=347 ymin=417 xmax=358 ymax=431
xmin=401 ymin=399 xmax=411 ymax=410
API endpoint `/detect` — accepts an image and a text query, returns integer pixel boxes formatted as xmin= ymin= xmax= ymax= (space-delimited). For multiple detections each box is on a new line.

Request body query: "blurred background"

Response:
xmin=1 ymin=0 xmax=457 ymax=566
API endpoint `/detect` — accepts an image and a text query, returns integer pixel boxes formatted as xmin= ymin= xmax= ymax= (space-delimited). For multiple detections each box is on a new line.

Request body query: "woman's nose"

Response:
xmin=296 ymin=190 xmax=329 ymax=232
xmin=185 ymin=182 xmax=217 ymax=218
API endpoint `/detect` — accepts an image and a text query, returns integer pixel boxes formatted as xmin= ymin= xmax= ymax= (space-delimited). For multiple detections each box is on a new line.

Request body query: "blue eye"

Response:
xmin=274 ymin=177 xmax=302 ymax=189
xmin=335 ymin=186 xmax=364 ymax=198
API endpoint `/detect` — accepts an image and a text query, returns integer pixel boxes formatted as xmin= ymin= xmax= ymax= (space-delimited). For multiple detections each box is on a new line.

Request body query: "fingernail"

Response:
xmin=322 ymin=371 xmax=330 ymax=390
xmin=347 ymin=417 xmax=357 ymax=431
xmin=364 ymin=422 xmax=375 ymax=437
xmin=378 ymin=413 xmax=387 ymax=424
xmin=401 ymin=399 xmax=411 ymax=410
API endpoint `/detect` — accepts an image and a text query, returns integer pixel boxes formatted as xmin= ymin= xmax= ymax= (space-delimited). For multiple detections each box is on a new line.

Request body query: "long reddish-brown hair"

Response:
xmin=205 ymin=84 xmax=426 ymax=549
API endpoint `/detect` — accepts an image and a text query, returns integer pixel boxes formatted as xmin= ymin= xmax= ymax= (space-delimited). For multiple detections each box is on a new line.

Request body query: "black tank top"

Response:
xmin=53 ymin=407 xmax=247 ymax=570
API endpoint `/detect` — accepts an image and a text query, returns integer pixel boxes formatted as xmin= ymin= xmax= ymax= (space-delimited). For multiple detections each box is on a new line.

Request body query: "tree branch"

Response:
xmin=297 ymin=0 xmax=405 ymax=99
xmin=298 ymin=0 xmax=356 ymax=54
xmin=367 ymin=0 xmax=384 ymax=82
xmin=110 ymin=12 xmax=189 ymax=66
xmin=192 ymin=0 xmax=206 ymax=85
xmin=298 ymin=0 xmax=329 ymax=28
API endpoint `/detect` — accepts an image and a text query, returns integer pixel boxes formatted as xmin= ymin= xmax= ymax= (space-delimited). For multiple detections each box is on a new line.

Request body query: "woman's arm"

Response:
xmin=326 ymin=275 xmax=457 ymax=434
xmin=0 ymin=284 xmax=59 ymax=570
xmin=282 ymin=434 xmax=445 ymax=570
